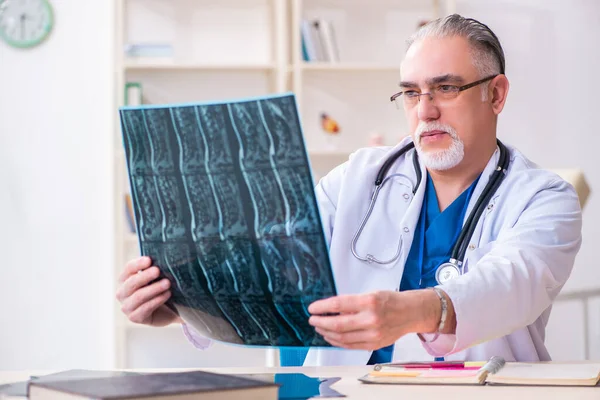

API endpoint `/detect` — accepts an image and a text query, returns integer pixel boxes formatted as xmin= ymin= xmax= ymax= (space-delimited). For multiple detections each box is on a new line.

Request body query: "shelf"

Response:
xmin=299 ymin=62 xmax=400 ymax=72
xmin=113 ymin=0 xmax=452 ymax=369
xmin=124 ymin=59 xmax=277 ymax=72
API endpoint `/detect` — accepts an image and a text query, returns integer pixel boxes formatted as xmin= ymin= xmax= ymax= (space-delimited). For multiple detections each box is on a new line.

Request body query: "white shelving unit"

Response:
xmin=112 ymin=0 xmax=454 ymax=369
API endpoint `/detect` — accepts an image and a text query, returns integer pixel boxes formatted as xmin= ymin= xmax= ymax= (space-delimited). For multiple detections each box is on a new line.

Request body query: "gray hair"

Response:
xmin=406 ymin=14 xmax=505 ymax=99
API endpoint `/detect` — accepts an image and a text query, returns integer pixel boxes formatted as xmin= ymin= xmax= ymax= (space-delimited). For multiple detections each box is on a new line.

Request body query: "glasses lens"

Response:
xmin=402 ymin=93 xmax=419 ymax=107
xmin=391 ymin=93 xmax=403 ymax=109
xmin=437 ymin=87 xmax=461 ymax=101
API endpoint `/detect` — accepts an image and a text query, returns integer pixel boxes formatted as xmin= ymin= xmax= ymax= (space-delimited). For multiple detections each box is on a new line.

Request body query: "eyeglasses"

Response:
xmin=390 ymin=74 xmax=498 ymax=108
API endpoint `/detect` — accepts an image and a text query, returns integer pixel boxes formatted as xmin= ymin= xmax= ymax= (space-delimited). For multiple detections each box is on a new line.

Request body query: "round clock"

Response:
xmin=0 ymin=0 xmax=54 ymax=48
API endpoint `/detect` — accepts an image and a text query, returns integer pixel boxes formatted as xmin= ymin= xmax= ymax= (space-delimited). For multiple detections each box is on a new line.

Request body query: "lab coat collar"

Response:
xmin=380 ymin=136 xmax=427 ymax=269
xmin=463 ymin=144 xmax=502 ymax=224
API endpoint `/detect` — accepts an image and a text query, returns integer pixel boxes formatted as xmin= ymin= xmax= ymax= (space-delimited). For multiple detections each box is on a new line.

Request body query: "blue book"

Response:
xmin=118 ymin=93 xmax=337 ymax=348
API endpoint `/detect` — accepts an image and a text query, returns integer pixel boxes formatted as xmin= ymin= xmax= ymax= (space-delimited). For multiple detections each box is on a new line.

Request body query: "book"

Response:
xmin=124 ymin=82 xmax=143 ymax=106
xmin=0 ymin=369 xmax=139 ymax=398
xmin=28 ymin=370 xmax=279 ymax=400
xmin=316 ymin=19 xmax=340 ymax=62
xmin=118 ymin=93 xmax=337 ymax=348
xmin=359 ymin=357 xmax=600 ymax=387
xmin=485 ymin=362 xmax=600 ymax=386
xmin=123 ymin=43 xmax=174 ymax=58
xmin=301 ymin=19 xmax=320 ymax=61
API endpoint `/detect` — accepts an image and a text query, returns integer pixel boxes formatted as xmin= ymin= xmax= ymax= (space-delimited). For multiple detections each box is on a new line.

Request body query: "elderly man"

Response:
xmin=116 ymin=14 xmax=582 ymax=365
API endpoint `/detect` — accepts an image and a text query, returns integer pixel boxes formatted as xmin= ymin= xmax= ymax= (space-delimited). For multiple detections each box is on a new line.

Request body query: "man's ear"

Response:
xmin=489 ymin=75 xmax=509 ymax=115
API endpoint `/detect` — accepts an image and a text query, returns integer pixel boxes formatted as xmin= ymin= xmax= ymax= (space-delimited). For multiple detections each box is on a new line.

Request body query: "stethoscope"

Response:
xmin=351 ymin=139 xmax=510 ymax=284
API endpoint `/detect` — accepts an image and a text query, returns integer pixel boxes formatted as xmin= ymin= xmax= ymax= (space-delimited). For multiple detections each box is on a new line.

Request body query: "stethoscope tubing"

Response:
xmin=351 ymin=139 xmax=509 ymax=267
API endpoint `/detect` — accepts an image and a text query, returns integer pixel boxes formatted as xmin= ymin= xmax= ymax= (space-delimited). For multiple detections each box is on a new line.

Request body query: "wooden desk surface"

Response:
xmin=1 ymin=366 xmax=599 ymax=400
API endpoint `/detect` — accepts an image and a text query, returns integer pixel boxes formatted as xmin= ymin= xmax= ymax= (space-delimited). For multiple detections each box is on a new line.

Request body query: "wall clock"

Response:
xmin=0 ymin=0 xmax=54 ymax=48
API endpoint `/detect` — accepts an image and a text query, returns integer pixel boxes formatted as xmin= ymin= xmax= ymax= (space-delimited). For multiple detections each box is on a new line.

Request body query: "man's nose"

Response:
xmin=417 ymin=93 xmax=440 ymax=122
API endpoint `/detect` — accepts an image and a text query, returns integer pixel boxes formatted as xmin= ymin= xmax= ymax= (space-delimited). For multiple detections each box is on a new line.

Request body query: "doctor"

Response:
xmin=302 ymin=13 xmax=582 ymax=365
xmin=115 ymin=14 xmax=582 ymax=365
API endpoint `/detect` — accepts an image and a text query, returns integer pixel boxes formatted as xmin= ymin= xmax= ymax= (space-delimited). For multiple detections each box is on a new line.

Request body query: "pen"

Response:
xmin=373 ymin=361 xmax=486 ymax=371
xmin=403 ymin=362 xmax=465 ymax=369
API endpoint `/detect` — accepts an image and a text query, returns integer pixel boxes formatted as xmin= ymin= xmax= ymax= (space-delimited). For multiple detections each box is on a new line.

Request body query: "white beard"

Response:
xmin=413 ymin=121 xmax=465 ymax=171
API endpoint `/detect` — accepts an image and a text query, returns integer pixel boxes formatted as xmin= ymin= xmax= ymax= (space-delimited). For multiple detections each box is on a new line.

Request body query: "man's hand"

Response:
xmin=307 ymin=289 xmax=455 ymax=350
xmin=116 ymin=256 xmax=182 ymax=327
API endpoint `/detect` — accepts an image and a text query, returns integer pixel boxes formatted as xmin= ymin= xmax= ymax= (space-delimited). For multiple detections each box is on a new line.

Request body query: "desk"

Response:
xmin=1 ymin=366 xmax=598 ymax=400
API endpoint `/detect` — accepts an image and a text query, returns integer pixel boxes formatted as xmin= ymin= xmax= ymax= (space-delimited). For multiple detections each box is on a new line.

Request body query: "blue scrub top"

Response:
xmin=367 ymin=174 xmax=480 ymax=365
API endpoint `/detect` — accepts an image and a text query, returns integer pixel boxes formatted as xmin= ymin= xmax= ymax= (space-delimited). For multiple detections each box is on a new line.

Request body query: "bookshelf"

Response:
xmin=113 ymin=0 xmax=455 ymax=369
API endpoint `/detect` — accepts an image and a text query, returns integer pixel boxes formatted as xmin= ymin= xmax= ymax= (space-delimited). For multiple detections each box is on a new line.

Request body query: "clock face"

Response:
xmin=0 ymin=0 xmax=53 ymax=48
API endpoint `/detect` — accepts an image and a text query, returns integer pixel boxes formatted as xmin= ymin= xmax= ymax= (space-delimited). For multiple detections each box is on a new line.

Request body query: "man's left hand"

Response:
xmin=308 ymin=289 xmax=453 ymax=350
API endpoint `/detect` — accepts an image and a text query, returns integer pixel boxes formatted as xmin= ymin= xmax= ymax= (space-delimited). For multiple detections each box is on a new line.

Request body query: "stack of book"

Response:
xmin=301 ymin=19 xmax=339 ymax=62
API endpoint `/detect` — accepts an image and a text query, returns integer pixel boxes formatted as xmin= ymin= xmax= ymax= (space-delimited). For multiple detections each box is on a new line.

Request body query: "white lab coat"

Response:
xmin=303 ymin=137 xmax=582 ymax=366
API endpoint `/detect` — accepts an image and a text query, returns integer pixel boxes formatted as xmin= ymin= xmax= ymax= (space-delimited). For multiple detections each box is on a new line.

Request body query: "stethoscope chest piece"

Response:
xmin=435 ymin=260 xmax=462 ymax=284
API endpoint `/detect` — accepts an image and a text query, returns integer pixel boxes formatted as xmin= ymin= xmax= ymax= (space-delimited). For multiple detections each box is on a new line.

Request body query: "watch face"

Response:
xmin=0 ymin=0 xmax=53 ymax=48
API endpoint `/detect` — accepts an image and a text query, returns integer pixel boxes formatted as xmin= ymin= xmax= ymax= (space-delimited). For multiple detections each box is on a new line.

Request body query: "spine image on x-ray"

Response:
xmin=119 ymin=93 xmax=336 ymax=346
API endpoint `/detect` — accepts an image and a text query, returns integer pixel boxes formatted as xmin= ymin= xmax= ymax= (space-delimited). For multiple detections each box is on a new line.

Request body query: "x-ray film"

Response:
xmin=119 ymin=93 xmax=337 ymax=347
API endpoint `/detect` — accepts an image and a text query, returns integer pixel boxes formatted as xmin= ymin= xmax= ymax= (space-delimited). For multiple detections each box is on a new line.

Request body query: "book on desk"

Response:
xmin=360 ymin=357 xmax=600 ymax=387
xmin=27 ymin=370 xmax=279 ymax=400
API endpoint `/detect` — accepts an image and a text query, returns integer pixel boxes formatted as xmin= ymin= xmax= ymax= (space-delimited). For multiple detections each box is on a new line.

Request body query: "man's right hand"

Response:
xmin=116 ymin=256 xmax=182 ymax=327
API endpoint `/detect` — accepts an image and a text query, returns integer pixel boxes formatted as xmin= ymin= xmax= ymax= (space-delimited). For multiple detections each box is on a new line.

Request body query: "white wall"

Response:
xmin=0 ymin=1 xmax=115 ymax=369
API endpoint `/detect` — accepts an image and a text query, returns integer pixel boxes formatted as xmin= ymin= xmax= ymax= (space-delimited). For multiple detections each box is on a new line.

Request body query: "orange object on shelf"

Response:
xmin=320 ymin=113 xmax=340 ymax=135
